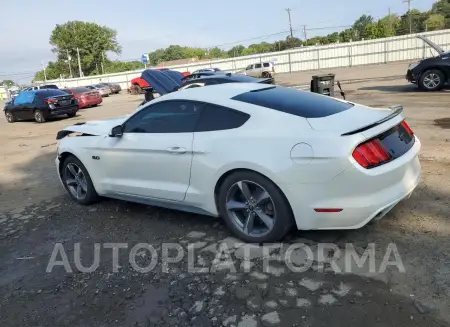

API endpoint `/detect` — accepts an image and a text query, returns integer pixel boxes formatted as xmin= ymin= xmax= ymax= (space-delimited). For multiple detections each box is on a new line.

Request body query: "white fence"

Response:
xmin=44 ymin=29 xmax=450 ymax=89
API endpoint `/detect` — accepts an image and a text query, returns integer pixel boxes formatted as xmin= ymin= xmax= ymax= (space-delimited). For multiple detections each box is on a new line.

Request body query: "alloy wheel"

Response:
xmin=35 ymin=111 xmax=43 ymax=123
xmin=65 ymin=163 xmax=88 ymax=200
xmin=423 ymin=73 xmax=440 ymax=89
xmin=225 ymin=180 xmax=276 ymax=237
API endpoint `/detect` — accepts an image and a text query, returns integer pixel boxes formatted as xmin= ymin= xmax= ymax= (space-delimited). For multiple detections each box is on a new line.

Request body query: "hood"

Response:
xmin=141 ymin=69 xmax=182 ymax=95
xmin=56 ymin=116 xmax=129 ymax=139
xmin=417 ymin=35 xmax=444 ymax=54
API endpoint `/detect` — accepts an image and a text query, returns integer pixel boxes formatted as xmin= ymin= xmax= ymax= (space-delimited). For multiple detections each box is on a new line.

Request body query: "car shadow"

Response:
xmin=358 ymin=84 xmax=450 ymax=93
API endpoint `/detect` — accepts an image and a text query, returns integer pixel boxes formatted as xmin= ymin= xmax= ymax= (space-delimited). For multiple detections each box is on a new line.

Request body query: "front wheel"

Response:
xmin=61 ymin=155 xmax=100 ymax=205
xmin=34 ymin=110 xmax=46 ymax=123
xmin=5 ymin=111 xmax=16 ymax=123
xmin=217 ymin=171 xmax=294 ymax=243
xmin=418 ymin=69 xmax=445 ymax=91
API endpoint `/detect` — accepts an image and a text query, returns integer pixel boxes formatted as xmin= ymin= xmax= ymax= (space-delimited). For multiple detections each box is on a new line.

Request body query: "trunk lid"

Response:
xmin=46 ymin=95 xmax=75 ymax=108
xmin=306 ymin=103 xmax=403 ymax=135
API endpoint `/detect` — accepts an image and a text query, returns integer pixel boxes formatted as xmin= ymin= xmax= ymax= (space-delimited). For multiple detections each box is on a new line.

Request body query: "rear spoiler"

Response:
xmin=341 ymin=105 xmax=403 ymax=136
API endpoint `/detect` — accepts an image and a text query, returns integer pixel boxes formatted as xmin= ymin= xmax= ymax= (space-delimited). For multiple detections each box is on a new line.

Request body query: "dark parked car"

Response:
xmin=406 ymin=35 xmax=450 ymax=91
xmin=3 ymin=89 xmax=78 ymax=123
xmin=178 ymin=73 xmax=274 ymax=90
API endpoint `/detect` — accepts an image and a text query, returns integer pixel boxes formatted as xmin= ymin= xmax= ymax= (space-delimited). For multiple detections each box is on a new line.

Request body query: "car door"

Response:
xmin=97 ymin=100 xmax=202 ymax=201
xmin=12 ymin=91 xmax=35 ymax=119
xmin=245 ymin=64 xmax=254 ymax=76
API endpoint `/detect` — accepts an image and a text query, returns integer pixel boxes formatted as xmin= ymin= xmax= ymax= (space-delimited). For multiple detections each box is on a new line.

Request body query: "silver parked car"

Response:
xmin=86 ymin=84 xmax=112 ymax=97
xmin=102 ymin=82 xmax=122 ymax=94
xmin=244 ymin=61 xmax=276 ymax=78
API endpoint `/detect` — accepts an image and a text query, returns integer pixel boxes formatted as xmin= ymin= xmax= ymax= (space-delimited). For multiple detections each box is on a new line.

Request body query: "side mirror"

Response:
xmin=110 ymin=125 xmax=123 ymax=137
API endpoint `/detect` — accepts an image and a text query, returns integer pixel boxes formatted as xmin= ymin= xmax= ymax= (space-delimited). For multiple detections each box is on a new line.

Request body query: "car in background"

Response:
xmin=191 ymin=68 xmax=222 ymax=74
xmin=4 ymin=89 xmax=78 ymax=123
xmin=243 ymin=62 xmax=276 ymax=78
xmin=140 ymin=70 xmax=273 ymax=97
xmin=62 ymin=87 xmax=102 ymax=109
xmin=102 ymin=82 xmax=121 ymax=94
xmin=22 ymin=84 xmax=59 ymax=91
xmin=55 ymin=83 xmax=420 ymax=243
xmin=86 ymin=84 xmax=112 ymax=97
xmin=406 ymin=35 xmax=450 ymax=91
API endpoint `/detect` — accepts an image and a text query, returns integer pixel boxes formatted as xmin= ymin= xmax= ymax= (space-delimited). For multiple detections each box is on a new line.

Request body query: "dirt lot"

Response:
xmin=0 ymin=77 xmax=450 ymax=327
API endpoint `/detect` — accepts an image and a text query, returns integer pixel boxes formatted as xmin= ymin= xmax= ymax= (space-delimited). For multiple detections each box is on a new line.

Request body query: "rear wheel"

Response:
xmin=67 ymin=112 xmax=76 ymax=118
xmin=262 ymin=71 xmax=272 ymax=78
xmin=5 ymin=111 xmax=16 ymax=123
xmin=217 ymin=171 xmax=294 ymax=243
xmin=419 ymin=69 xmax=445 ymax=91
xmin=34 ymin=110 xmax=46 ymax=123
xmin=92 ymin=104 xmax=98 ymax=107
xmin=61 ymin=155 xmax=100 ymax=205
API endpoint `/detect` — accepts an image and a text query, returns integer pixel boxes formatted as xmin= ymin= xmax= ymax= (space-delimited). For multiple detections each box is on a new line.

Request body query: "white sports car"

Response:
xmin=55 ymin=71 xmax=421 ymax=243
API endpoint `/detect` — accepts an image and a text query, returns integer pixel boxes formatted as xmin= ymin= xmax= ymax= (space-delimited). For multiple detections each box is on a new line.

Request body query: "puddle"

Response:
xmin=434 ymin=118 xmax=450 ymax=129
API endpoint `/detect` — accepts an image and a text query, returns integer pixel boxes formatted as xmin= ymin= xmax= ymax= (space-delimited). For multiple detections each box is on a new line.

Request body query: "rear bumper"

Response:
xmin=48 ymin=106 xmax=79 ymax=117
xmin=285 ymin=137 xmax=422 ymax=230
xmin=79 ymin=98 xmax=102 ymax=108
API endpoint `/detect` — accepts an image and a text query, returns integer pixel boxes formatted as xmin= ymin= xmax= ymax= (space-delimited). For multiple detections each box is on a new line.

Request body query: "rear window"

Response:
xmin=263 ymin=63 xmax=270 ymax=67
xmin=73 ymin=87 xmax=91 ymax=93
xmin=231 ymin=86 xmax=354 ymax=118
xmin=37 ymin=89 xmax=69 ymax=98
xmin=41 ymin=84 xmax=58 ymax=89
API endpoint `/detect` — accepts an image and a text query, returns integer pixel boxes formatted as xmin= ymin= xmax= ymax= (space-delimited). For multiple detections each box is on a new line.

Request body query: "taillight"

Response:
xmin=401 ymin=120 xmax=414 ymax=135
xmin=44 ymin=99 xmax=57 ymax=104
xmin=352 ymin=139 xmax=392 ymax=169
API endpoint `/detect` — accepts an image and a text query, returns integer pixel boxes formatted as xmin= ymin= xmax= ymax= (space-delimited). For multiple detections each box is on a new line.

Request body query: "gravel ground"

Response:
xmin=0 ymin=79 xmax=449 ymax=327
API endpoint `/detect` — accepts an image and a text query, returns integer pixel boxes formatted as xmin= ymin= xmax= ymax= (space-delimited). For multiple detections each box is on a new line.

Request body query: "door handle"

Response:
xmin=166 ymin=146 xmax=187 ymax=154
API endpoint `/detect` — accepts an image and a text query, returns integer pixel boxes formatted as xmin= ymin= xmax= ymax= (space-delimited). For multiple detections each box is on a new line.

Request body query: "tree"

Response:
xmin=425 ymin=14 xmax=446 ymax=30
xmin=352 ymin=15 xmax=375 ymax=39
xmin=0 ymin=80 xmax=14 ymax=87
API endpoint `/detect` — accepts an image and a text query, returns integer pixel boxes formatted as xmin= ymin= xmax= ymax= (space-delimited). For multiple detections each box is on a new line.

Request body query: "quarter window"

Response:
xmin=195 ymin=104 xmax=250 ymax=132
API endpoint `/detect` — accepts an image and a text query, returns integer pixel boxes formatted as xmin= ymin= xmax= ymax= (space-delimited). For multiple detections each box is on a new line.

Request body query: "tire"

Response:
xmin=261 ymin=72 xmax=272 ymax=78
xmin=34 ymin=109 xmax=46 ymax=123
xmin=92 ymin=104 xmax=98 ymax=107
xmin=67 ymin=112 xmax=76 ymax=118
xmin=217 ymin=171 xmax=294 ymax=243
xmin=418 ymin=69 xmax=445 ymax=91
xmin=61 ymin=155 xmax=100 ymax=205
xmin=5 ymin=111 xmax=16 ymax=123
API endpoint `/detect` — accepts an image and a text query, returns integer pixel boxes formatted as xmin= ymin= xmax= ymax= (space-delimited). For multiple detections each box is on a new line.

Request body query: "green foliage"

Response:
xmin=34 ymin=1 xmax=450 ymax=81
xmin=0 ymin=80 xmax=15 ymax=87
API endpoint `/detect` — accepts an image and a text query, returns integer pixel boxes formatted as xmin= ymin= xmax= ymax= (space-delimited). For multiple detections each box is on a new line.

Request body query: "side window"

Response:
xmin=255 ymin=63 xmax=262 ymax=69
xmin=245 ymin=65 xmax=253 ymax=70
xmin=123 ymin=101 xmax=202 ymax=134
xmin=195 ymin=104 xmax=250 ymax=132
xmin=263 ymin=62 xmax=270 ymax=68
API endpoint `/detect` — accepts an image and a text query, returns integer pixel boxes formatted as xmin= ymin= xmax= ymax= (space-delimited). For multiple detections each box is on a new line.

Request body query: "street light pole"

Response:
xmin=76 ymin=47 xmax=83 ymax=77
xmin=41 ymin=60 xmax=47 ymax=82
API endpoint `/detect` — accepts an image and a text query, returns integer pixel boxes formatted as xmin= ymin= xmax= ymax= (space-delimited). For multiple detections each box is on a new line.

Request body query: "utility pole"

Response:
xmin=42 ymin=60 xmax=47 ymax=82
xmin=285 ymin=8 xmax=294 ymax=38
xmin=101 ymin=52 xmax=105 ymax=75
xmin=76 ymin=47 xmax=83 ymax=77
xmin=66 ymin=49 xmax=73 ymax=78
xmin=403 ymin=0 xmax=413 ymax=34
xmin=303 ymin=25 xmax=308 ymax=42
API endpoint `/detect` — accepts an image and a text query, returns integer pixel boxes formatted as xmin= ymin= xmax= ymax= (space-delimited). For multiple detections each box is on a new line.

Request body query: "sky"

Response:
xmin=0 ymin=0 xmax=434 ymax=83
